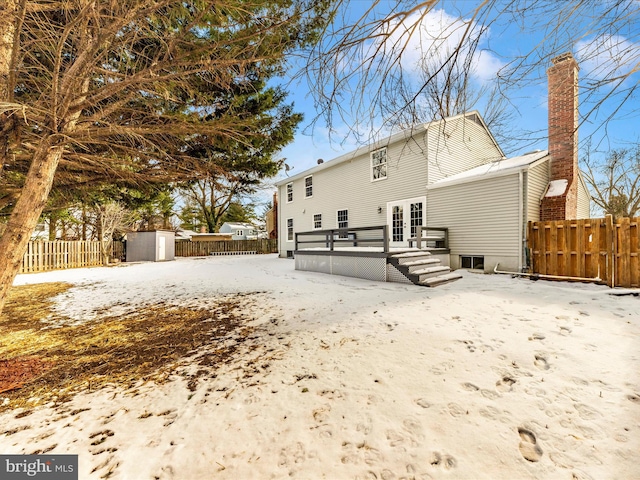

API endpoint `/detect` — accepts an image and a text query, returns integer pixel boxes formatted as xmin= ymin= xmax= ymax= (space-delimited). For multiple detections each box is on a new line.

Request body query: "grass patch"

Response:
xmin=0 ymin=282 xmax=254 ymax=413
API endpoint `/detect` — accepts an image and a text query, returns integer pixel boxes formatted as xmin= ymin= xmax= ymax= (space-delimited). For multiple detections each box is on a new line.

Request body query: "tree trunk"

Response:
xmin=48 ymin=210 xmax=59 ymax=241
xmin=0 ymin=0 xmax=21 ymax=171
xmin=82 ymin=207 xmax=87 ymax=241
xmin=0 ymin=140 xmax=64 ymax=313
xmin=99 ymin=210 xmax=110 ymax=266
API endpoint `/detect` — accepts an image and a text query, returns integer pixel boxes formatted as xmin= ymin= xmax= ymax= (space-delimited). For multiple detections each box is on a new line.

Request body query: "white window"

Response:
xmin=286 ymin=183 xmax=293 ymax=203
xmin=313 ymin=213 xmax=322 ymax=230
xmin=236 ymin=230 xmax=243 ymax=236
xmin=287 ymin=218 xmax=294 ymax=241
xmin=371 ymin=148 xmax=387 ymax=181
xmin=305 ymin=175 xmax=313 ymax=197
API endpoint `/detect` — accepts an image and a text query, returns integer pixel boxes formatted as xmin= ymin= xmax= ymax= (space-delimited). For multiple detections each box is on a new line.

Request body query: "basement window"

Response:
xmin=461 ymin=255 xmax=484 ymax=270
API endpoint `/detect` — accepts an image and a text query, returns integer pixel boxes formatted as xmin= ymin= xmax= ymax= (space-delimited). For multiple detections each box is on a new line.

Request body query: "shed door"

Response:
xmin=387 ymin=196 xmax=425 ymax=248
xmin=158 ymin=236 xmax=166 ymax=261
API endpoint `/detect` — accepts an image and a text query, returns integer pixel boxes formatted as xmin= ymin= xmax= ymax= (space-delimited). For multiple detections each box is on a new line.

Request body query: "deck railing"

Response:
xmin=409 ymin=227 xmax=449 ymax=249
xmin=295 ymin=225 xmax=390 ymax=253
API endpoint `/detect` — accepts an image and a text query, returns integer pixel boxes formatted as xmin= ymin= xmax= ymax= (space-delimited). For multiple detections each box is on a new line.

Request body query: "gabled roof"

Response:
xmin=222 ymin=222 xmax=256 ymax=229
xmin=428 ymin=150 xmax=549 ymax=189
xmin=275 ymin=111 xmax=504 ymax=186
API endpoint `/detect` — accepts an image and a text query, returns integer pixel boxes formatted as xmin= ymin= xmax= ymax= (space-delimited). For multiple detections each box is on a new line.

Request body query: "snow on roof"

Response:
xmin=223 ymin=222 xmax=256 ymax=229
xmin=544 ymin=179 xmax=569 ymax=197
xmin=429 ymin=150 xmax=549 ymax=189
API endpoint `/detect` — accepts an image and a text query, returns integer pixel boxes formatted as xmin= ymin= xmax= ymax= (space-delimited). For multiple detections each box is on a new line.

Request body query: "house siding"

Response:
xmin=427 ymin=173 xmax=521 ymax=272
xmin=525 ymin=160 xmax=550 ymax=223
xmin=426 ymin=115 xmax=503 ymax=184
xmin=277 ymin=115 xmax=504 ymax=257
xmin=576 ymin=174 xmax=591 ymax=219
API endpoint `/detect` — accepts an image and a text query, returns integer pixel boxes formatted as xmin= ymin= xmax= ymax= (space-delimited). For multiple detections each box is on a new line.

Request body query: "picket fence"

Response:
xmin=175 ymin=239 xmax=277 ymax=257
xmin=20 ymin=240 xmax=124 ymax=273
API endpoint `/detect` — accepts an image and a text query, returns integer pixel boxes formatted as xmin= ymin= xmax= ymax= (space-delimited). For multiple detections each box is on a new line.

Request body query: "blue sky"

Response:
xmin=261 ymin=0 xmax=640 ymax=202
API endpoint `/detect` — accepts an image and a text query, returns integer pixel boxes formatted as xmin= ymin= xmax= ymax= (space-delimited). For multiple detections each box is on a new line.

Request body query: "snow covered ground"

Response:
xmin=2 ymin=254 xmax=639 ymax=479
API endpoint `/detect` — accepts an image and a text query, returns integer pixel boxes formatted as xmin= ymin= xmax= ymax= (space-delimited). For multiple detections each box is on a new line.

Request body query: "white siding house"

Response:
xmin=219 ymin=222 xmax=258 ymax=240
xmin=276 ymin=117 xmax=591 ymax=273
xmin=275 ymin=53 xmax=592 ymax=281
xmin=277 ymin=112 xmax=505 ymax=259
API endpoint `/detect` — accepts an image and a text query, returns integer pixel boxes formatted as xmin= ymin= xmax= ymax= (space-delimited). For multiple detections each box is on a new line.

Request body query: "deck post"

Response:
xmin=383 ymin=225 xmax=389 ymax=253
xmin=329 ymin=230 xmax=334 ymax=251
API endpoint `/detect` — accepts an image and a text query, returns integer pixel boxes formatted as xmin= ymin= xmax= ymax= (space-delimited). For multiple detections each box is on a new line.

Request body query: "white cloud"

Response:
xmin=576 ymin=34 xmax=640 ymax=82
xmin=373 ymin=8 xmax=504 ymax=83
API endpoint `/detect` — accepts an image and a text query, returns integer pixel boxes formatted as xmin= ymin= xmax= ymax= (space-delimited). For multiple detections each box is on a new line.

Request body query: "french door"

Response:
xmin=386 ymin=196 xmax=425 ymax=247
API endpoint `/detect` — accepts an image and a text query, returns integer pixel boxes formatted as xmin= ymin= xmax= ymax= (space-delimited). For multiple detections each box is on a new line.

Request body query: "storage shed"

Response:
xmin=126 ymin=230 xmax=175 ymax=262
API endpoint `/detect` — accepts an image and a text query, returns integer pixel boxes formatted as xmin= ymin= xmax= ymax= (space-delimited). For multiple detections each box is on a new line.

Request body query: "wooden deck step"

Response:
xmin=406 ymin=258 xmax=442 ymax=273
xmin=414 ymin=266 xmax=451 ymax=281
xmin=391 ymin=251 xmax=432 ymax=259
xmin=402 ymin=258 xmax=441 ymax=267
xmin=420 ymin=272 xmax=464 ymax=287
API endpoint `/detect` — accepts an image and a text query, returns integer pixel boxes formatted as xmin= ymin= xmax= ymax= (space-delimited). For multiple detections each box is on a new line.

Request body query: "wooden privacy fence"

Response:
xmin=527 ymin=216 xmax=639 ymax=287
xmin=175 ymin=239 xmax=278 ymax=257
xmin=20 ymin=240 xmax=125 ymax=273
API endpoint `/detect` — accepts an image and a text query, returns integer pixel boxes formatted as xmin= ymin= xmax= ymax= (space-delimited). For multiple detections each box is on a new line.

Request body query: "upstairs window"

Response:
xmin=371 ymin=148 xmax=387 ymax=181
xmin=313 ymin=213 xmax=322 ymax=230
xmin=305 ymin=176 xmax=313 ymax=197
xmin=286 ymin=183 xmax=293 ymax=203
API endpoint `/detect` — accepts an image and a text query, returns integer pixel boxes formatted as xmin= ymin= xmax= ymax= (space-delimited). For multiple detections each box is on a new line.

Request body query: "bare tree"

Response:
xmin=379 ymin=45 xmax=517 ymax=150
xmin=304 ymin=1 xmax=640 ymax=148
xmin=582 ymin=145 xmax=640 ymax=218
xmin=95 ymin=202 xmax=132 ymax=265
xmin=0 ymin=0 xmax=330 ymax=312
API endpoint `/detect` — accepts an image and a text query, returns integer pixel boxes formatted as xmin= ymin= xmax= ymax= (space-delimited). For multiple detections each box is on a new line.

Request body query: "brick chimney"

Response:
xmin=540 ymin=52 xmax=579 ymax=221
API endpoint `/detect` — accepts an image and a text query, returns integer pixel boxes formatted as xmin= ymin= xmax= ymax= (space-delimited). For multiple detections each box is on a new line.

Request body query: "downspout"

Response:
xmin=424 ymin=122 xmax=429 ymax=234
xmin=518 ymin=171 xmax=524 ymax=272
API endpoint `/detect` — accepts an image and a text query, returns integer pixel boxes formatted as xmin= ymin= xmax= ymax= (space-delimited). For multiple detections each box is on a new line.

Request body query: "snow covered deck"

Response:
xmin=294 ymin=226 xmax=452 ymax=283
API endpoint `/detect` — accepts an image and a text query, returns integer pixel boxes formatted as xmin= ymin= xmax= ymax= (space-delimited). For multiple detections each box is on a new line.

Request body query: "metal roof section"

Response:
xmin=427 ymin=150 xmax=549 ymax=190
xmin=275 ymin=111 xmax=499 ymax=186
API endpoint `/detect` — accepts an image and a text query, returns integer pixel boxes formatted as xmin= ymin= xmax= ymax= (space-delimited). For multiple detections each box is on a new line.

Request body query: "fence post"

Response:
xmin=605 ymin=214 xmax=615 ymax=287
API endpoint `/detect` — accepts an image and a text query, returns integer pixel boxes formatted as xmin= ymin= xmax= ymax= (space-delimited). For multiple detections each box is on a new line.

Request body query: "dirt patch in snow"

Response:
xmin=0 ymin=282 xmax=261 ymax=414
